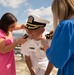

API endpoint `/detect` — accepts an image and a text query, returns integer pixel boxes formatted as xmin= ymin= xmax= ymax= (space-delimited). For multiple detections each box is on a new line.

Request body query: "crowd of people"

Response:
xmin=0 ymin=0 xmax=74 ymax=75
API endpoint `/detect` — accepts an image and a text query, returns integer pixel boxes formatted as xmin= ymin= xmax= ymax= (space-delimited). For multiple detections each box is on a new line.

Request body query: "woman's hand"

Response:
xmin=39 ymin=37 xmax=49 ymax=51
xmin=21 ymin=24 xmax=26 ymax=29
xmin=16 ymin=36 xmax=27 ymax=44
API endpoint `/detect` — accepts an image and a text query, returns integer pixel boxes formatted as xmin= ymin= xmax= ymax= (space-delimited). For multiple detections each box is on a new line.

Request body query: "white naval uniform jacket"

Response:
xmin=21 ymin=37 xmax=51 ymax=70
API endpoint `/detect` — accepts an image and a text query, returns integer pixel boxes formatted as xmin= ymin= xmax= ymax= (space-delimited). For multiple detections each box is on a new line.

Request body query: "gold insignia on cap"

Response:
xmin=27 ymin=16 xmax=34 ymax=23
xmin=26 ymin=23 xmax=44 ymax=29
xmin=27 ymin=23 xmax=44 ymax=27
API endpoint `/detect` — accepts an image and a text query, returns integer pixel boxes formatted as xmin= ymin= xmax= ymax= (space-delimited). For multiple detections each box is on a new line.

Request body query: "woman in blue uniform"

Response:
xmin=41 ymin=0 xmax=74 ymax=75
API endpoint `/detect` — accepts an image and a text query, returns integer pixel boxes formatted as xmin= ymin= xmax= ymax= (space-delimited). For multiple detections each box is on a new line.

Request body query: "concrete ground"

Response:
xmin=15 ymin=54 xmax=58 ymax=75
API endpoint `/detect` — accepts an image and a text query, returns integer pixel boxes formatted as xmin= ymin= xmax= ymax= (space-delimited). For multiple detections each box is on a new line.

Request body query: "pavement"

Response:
xmin=15 ymin=54 xmax=58 ymax=75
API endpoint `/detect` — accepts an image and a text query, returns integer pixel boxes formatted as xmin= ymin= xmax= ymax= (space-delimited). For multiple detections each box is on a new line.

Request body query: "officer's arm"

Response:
xmin=25 ymin=55 xmax=35 ymax=75
xmin=44 ymin=62 xmax=54 ymax=75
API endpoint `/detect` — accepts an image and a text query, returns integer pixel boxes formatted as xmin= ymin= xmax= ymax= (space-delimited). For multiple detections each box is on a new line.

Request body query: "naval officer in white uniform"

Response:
xmin=21 ymin=14 xmax=53 ymax=75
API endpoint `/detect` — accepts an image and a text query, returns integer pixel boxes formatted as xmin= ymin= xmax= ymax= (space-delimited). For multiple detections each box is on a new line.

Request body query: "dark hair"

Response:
xmin=0 ymin=12 xmax=17 ymax=34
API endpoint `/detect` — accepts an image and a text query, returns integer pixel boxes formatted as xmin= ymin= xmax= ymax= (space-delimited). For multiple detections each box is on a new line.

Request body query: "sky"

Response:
xmin=0 ymin=0 xmax=53 ymax=33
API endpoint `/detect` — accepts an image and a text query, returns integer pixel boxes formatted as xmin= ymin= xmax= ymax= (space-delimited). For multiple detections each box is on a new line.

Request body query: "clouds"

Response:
xmin=27 ymin=6 xmax=53 ymax=22
xmin=0 ymin=0 xmax=53 ymax=22
xmin=0 ymin=0 xmax=53 ymax=32
xmin=27 ymin=6 xmax=52 ymax=16
xmin=0 ymin=0 xmax=28 ymax=9
xmin=26 ymin=6 xmax=53 ymax=30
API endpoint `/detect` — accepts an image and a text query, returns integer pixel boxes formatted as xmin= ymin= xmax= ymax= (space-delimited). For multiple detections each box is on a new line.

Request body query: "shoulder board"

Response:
xmin=23 ymin=34 xmax=28 ymax=39
xmin=45 ymin=34 xmax=53 ymax=39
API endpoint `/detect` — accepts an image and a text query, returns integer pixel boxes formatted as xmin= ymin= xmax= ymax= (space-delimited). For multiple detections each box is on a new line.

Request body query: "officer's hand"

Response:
xmin=31 ymin=72 xmax=35 ymax=75
xmin=30 ymin=67 xmax=35 ymax=75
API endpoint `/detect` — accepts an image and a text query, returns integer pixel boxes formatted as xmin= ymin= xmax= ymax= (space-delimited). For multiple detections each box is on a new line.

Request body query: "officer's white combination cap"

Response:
xmin=25 ymin=14 xmax=50 ymax=30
